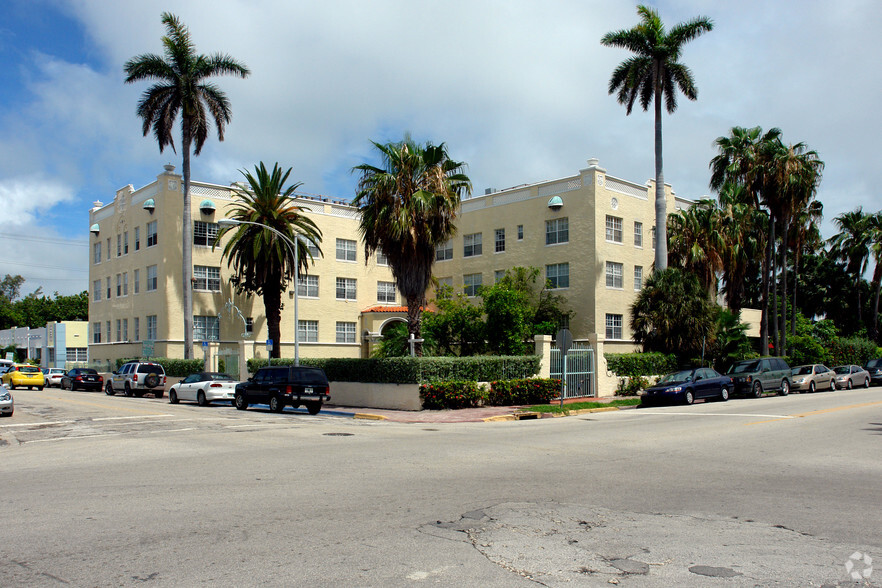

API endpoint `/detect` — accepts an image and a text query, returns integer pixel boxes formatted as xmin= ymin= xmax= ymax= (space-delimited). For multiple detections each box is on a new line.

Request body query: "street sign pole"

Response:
xmin=556 ymin=328 xmax=573 ymax=409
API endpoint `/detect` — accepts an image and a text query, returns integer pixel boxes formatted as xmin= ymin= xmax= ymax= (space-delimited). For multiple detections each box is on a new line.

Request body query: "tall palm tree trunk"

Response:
xmin=264 ymin=280 xmax=283 ymax=359
xmin=872 ymin=265 xmax=881 ymax=342
xmin=181 ymin=121 xmax=194 ymax=360
xmin=780 ymin=218 xmax=788 ymax=356
xmin=770 ymin=220 xmax=779 ymax=355
xmin=654 ymin=84 xmax=668 ymax=272
xmin=760 ymin=233 xmax=770 ymax=355
xmin=791 ymin=248 xmax=801 ymax=338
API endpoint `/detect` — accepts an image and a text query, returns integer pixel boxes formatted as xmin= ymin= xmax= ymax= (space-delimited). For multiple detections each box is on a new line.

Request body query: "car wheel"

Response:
xmin=144 ymin=373 xmax=160 ymax=389
xmin=169 ymin=389 xmax=179 ymax=404
xmin=847 ymin=379 xmax=853 ymax=390
xmin=105 ymin=382 xmax=115 ymax=396
xmin=269 ymin=395 xmax=284 ymax=413
xmin=830 ymin=379 xmax=836 ymax=391
xmin=234 ymin=393 xmax=248 ymax=410
xmin=683 ymin=390 xmax=694 ymax=405
xmin=306 ymin=402 xmax=322 ymax=415
xmin=197 ymin=391 xmax=208 ymax=407
xmin=865 ymin=377 xmax=870 ymax=388
xmin=38 ymin=386 xmax=44 ymax=391
xmin=752 ymin=381 xmax=763 ymax=398
xmin=124 ymin=383 xmax=133 ymax=397
xmin=719 ymin=386 xmax=729 ymax=402
xmin=809 ymin=381 xmax=816 ymax=393
xmin=779 ymin=380 xmax=790 ymax=396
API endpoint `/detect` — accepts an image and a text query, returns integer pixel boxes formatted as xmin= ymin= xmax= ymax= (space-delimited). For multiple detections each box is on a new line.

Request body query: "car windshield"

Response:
xmin=728 ymin=361 xmax=758 ymax=374
xmin=792 ymin=366 xmax=814 ymax=376
xmin=833 ymin=366 xmax=850 ymax=375
xmin=658 ymin=370 xmax=694 ymax=384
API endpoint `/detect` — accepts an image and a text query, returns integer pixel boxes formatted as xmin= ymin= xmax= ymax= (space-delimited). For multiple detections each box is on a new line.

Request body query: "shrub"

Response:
xmin=605 ymin=352 xmax=677 ymax=378
xmin=420 ymin=380 xmax=482 ymax=410
xmin=246 ymin=355 xmax=541 ymax=384
xmin=486 ymin=378 xmax=560 ymax=406
xmin=617 ymin=375 xmax=649 ymax=397
xmin=115 ymin=357 xmax=205 ymax=377
xmin=787 ymin=334 xmax=829 ymax=366
xmin=827 ymin=337 xmax=881 ymax=366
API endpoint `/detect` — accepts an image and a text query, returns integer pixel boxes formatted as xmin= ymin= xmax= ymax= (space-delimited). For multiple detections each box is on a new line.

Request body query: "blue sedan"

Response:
xmin=641 ymin=368 xmax=733 ymax=406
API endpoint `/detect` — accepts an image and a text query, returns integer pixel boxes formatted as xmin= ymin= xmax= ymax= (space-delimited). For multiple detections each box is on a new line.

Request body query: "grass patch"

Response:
xmin=523 ymin=398 xmax=641 ymax=414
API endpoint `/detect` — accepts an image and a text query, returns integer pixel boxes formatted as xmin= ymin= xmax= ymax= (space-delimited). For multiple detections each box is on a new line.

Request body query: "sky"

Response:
xmin=0 ymin=0 xmax=879 ymax=297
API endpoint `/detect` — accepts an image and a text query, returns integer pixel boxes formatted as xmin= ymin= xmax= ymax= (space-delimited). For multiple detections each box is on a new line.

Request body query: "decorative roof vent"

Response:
xmin=199 ymin=199 xmax=216 ymax=214
xmin=547 ymin=196 xmax=564 ymax=210
xmin=90 ymin=224 xmax=100 ymax=235
xmin=143 ymin=198 xmax=155 ymax=212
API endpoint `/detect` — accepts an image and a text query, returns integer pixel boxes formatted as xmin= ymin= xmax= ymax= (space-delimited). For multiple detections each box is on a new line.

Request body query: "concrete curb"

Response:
xmin=484 ymin=404 xmax=635 ymax=422
xmin=353 ymin=413 xmax=388 ymax=420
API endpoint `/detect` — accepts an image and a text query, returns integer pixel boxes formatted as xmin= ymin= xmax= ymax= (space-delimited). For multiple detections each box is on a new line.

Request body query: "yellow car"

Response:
xmin=2 ymin=364 xmax=45 ymax=390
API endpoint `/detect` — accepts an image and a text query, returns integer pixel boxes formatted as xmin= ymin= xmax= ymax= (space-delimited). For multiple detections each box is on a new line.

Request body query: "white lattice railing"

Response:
xmin=605 ymin=176 xmax=648 ymax=199
xmin=191 ymin=184 xmax=234 ymax=200
xmin=537 ymin=177 xmax=581 ymax=197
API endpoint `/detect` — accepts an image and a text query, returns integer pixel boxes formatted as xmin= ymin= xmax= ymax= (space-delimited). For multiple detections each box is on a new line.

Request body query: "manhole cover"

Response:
xmin=323 ymin=432 xmax=353 ymax=436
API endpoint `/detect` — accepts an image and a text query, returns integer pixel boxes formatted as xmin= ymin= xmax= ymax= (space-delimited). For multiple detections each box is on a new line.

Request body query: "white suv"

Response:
xmin=105 ymin=361 xmax=166 ymax=398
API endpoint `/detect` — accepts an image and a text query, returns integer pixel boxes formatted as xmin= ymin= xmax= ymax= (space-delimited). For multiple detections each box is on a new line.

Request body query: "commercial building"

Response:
xmin=0 ymin=322 xmax=89 ymax=368
xmin=88 ymin=159 xmax=689 ymax=394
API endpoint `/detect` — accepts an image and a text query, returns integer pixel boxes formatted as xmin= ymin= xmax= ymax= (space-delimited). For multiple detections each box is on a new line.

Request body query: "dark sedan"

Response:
xmin=61 ymin=368 xmax=104 ymax=391
xmin=641 ymin=367 xmax=732 ymax=406
xmin=865 ymin=358 xmax=882 ymax=386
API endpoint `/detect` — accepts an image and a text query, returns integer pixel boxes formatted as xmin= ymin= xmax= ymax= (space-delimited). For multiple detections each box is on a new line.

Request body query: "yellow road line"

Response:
xmin=745 ymin=400 xmax=882 ymax=426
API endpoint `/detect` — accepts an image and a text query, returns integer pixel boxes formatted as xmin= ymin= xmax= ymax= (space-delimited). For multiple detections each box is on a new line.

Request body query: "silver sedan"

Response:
xmin=831 ymin=365 xmax=871 ymax=390
xmin=0 ymin=384 xmax=13 ymax=417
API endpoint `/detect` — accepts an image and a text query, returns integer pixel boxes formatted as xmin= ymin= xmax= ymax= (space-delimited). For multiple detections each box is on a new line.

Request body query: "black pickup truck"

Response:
xmin=234 ymin=365 xmax=330 ymax=415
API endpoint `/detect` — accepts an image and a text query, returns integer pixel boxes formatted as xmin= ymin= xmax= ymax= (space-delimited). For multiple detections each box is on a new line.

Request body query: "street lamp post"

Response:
xmin=217 ymin=218 xmax=301 ymax=366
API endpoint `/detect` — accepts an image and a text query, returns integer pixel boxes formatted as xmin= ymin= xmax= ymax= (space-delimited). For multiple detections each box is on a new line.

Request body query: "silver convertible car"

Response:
xmin=168 ymin=372 xmax=238 ymax=406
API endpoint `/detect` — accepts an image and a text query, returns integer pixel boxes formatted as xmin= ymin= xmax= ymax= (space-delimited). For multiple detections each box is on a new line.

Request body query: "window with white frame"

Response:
xmin=517 ymin=224 xmax=524 ymax=240
xmin=146 ymin=315 xmax=157 ymax=340
xmin=606 ymin=215 xmax=623 ymax=243
xmin=307 ymin=241 xmax=321 ymax=259
xmin=133 ymin=269 xmax=140 ymax=294
xmin=495 ymin=270 xmax=506 ymax=283
xmin=92 ymin=322 xmax=101 ymax=343
xmin=105 ymin=320 xmax=111 ymax=342
xmin=93 ymin=280 xmax=101 ymax=302
xmin=634 ymin=265 xmax=643 ymax=291
xmin=134 ymin=226 xmax=140 ymax=251
xmin=147 ymin=221 xmax=158 ymax=247
xmin=134 ymin=317 xmax=140 ymax=342
xmin=377 ymin=281 xmax=396 ymax=303
xmin=606 ymin=314 xmax=623 ymax=340
xmin=435 ymin=240 xmax=453 ymax=261
xmin=376 ymin=251 xmax=388 ymax=266
xmin=117 ymin=234 xmax=121 ymax=257
xmin=123 ymin=231 xmax=129 ymax=254
xmin=463 ymin=233 xmax=482 ymax=257
xmin=336 ymin=238 xmax=357 ymax=262
xmin=436 ymin=277 xmax=453 ymax=296
xmin=546 ymin=263 xmax=570 ymax=289
xmin=546 ymin=218 xmax=569 ymax=245
xmin=336 ymin=277 xmax=356 ymax=300
xmin=123 ymin=272 xmax=128 ymax=296
xmin=93 ymin=242 xmax=101 ymax=264
xmin=651 ymin=226 xmax=656 ymax=249
xmin=464 ymin=273 xmax=482 ymax=296
xmin=116 ymin=274 xmax=122 ymax=297
xmin=336 ymin=321 xmax=356 ymax=343
xmin=495 ymin=228 xmax=505 ymax=253
xmin=146 ymin=265 xmax=158 ymax=291
xmin=297 ymin=274 xmax=319 ymax=297
xmin=194 ymin=221 xmax=219 ymax=246
xmin=193 ymin=315 xmax=220 ymax=341
xmin=116 ymin=319 xmax=121 ymax=342
xmin=606 ymin=261 xmax=623 ymax=289
xmin=245 ymin=317 xmax=253 ymax=334
xmin=634 ymin=221 xmax=643 ymax=247
xmin=122 ymin=318 xmax=128 ymax=341
xmin=193 ymin=266 xmax=221 ymax=291
xmin=66 ymin=348 xmax=88 ymax=362
xmin=298 ymin=320 xmax=318 ymax=342
xmin=106 ymin=277 xmax=111 ymax=299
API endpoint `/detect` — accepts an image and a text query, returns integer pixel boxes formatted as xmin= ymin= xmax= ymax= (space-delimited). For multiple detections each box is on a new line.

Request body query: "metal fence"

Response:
xmin=550 ymin=343 xmax=595 ymax=398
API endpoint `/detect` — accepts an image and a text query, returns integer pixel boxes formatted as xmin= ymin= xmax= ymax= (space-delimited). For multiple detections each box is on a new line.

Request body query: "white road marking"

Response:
xmin=92 ymin=414 xmax=175 ymax=421
xmin=25 ymin=433 xmax=123 ymax=444
xmin=0 ymin=420 xmax=76 ymax=428
xmin=635 ymin=411 xmax=796 ymax=418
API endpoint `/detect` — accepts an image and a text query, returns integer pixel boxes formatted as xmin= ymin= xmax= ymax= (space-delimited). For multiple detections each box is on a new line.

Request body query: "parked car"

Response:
xmin=726 ymin=357 xmax=792 ymax=397
xmin=790 ymin=364 xmax=836 ymax=393
xmin=1 ymin=364 xmax=45 ymax=390
xmin=169 ymin=372 xmax=238 ymax=406
xmin=61 ymin=368 xmax=104 ymax=391
xmin=641 ymin=367 xmax=732 ymax=405
xmin=0 ymin=384 xmax=12 ymax=417
xmin=44 ymin=368 xmax=66 ymax=388
xmin=234 ymin=365 xmax=330 ymax=415
xmin=105 ymin=360 xmax=166 ymax=398
xmin=831 ymin=365 xmax=870 ymax=389
xmin=864 ymin=358 xmax=882 ymax=386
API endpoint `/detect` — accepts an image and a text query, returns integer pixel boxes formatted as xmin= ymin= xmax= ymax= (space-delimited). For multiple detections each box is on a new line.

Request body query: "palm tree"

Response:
xmin=788 ymin=199 xmax=824 ymax=337
xmin=352 ymin=136 xmax=471 ymax=355
xmin=219 ymin=163 xmax=322 ymax=359
xmin=124 ymin=12 xmax=250 ymax=359
xmin=602 ymin=5 xmax=713 ymax=272
xmin=868 ymin=212 xmax=882 ymax=341
xmin=667 ymin=199 xmax=725 ymax=298
xmin=717 ymin=182 xmax=765 ymax=314
xmin=828 ymin=208 xmax=872 ymax=325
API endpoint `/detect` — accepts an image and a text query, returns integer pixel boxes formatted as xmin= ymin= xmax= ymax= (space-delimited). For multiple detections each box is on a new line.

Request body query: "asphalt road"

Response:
xmin=1 ymin=386 xmax=880 ymax=587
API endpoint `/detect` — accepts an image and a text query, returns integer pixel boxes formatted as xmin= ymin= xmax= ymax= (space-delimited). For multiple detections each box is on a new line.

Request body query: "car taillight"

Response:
xmin=210 ymin=383 xmax=222 ymax=388
xmin=133 ymin=374 xmax=138 ymax=382
xmin=76 ymin=376 xmax=83 ymax=381
xmin=286 ymin=385 xmax=293 ymax=394
xmin=98 ymin=376 xmax=103 ymax=383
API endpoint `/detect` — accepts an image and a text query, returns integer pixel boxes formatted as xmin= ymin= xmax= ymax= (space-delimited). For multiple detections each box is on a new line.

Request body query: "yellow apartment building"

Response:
xmin=88 ymin=159 xmax=690 ymax=394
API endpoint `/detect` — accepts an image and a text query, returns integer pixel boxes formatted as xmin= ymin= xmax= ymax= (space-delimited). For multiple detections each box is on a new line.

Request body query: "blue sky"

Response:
xmin=1 ymin=0 xmax=880 ymax=297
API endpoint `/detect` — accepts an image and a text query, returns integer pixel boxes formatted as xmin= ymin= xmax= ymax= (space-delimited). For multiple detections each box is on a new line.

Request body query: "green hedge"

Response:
xmin=487 ymin=378 xmax=560 ymax=406
xmin=246 ymin=355 xmax=541 ymax=384
xmin=827 ymin=337 xmax=881 ymax=367
xmin=604 ymin=352 xmax=678 ymax=377
xmin=114 ymin=357 xmax=205 ymax=378
xmin=420 ymin=380 xmax=483 ymax=410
